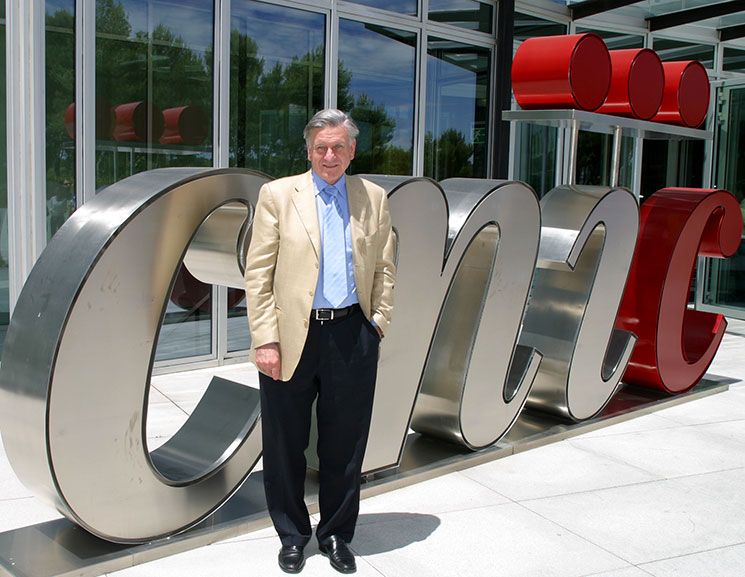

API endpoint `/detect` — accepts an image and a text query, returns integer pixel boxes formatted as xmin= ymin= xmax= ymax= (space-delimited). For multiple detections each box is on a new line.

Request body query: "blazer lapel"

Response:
xmin=346 ymin=176 xmax=368 ymax=265
xmin=291 ymin=171 xmax=321 ymax=261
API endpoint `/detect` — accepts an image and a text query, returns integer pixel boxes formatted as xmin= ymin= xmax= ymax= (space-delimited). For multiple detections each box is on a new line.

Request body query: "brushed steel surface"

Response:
xmin=519 ymin=184 xmax=639 ymax=420
xmin=0 ymin=168 xmax=268 ymax=543
xmin=0 ymin=379 xmax=728 ymax=577
xmin=183 ymin=202 xmax=254 ymax=289
xmin=359 ymin=176 xmax=542 ymax=467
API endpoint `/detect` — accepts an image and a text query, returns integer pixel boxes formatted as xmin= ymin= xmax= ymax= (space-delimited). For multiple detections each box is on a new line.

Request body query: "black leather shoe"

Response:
xmin=318 ymin=535 xmax=356 ymax=574
xmin=278 ymin=545 xmax=305 ymax=573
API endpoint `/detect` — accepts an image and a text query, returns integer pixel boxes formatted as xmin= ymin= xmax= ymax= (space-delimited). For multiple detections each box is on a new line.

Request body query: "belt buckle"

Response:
xmin=314 ymin=309 xmax=333 ymax=321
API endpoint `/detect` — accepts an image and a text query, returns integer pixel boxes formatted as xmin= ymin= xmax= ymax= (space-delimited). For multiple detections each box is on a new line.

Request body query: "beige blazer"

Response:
xmin=245 ymin=171 xmax=395 ymax=381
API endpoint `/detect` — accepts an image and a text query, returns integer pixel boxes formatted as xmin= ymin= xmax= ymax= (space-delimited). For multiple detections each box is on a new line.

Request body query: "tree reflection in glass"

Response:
xmin=95 ymin=0 xmax=215 ymax=362
xmin=338 ymin=19 xmax=416 ymax=176
xmin=95 ymin=0 xmax=214 ymax=191
xmin=227 ymin=3 xmax=326 ymax=353
xmin=229 ymin=3 xmax=324 ymax=179
xmin=425 ymin=37 xmax=490 ymax=181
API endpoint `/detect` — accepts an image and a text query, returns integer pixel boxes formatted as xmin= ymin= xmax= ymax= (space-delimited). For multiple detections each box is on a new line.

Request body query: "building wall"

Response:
xmin=3 ymin=0 xmax=745 ymax=367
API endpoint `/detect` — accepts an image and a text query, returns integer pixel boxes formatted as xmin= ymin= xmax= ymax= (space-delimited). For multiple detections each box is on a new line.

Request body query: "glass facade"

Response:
xmin=512 ymin=12 xmax=565 ymax=197
xmin=703 ymin=86 xmax=745 ymax=313
xmin=349 ymin=0 xmax=417 ymax=16
xmin=429 ymin=0 xmax=493 ymax=34
xmin=575 ymin=27 xmax=644 ymax=50
xmin=227 ymin=1 xmax=326 ymax=353
xmin=723 ymin=47 xmax=745 ymax=74
xmin=576 ymin=133 xmax=634 ymax=189
xmin=653 ymin=38 xmax=715 ymax=69
xmin=425 ymin=38 xmax=490 ymax=180
xmin=95 ymin=0 xmax=215 ymax=362
xmin=3 ymin=0 xmax=741 ymax=361
xmin=224 ymin=1 xmax=495 ymax=356
xmin=46 ymin=0 xmax=76 ymax=240
xmin=513 ymin=11 xmax=565 ymax=43
xmin=338 ymin=20 xmax=416 ymax=176
xmin=229 ymin=2 xmax=324 ymax=177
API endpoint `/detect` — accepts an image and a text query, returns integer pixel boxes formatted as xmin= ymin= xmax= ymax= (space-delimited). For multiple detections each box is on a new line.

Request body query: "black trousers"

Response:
xmin=259 ymin=306 xmax=379 ymax=547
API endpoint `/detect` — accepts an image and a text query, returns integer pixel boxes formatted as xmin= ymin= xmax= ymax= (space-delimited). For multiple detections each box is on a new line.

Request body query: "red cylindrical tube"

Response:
xmin=512 ymin=33 xmax=611 ymax=111
xmin=112 ymin=101 xmax=165 ymax=142
xmin=651 ymin=61 xmax=710 ymax=128
xmin=160 ymin=106 xmax=209 ymax=145
xmin=597 ymin=48 xmax=664 ymax=120
xmin=64 ymin=100 xmax=115 ymax=140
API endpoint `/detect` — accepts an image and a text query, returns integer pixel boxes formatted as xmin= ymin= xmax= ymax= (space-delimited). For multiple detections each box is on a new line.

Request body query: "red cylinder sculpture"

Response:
xmin=597 ymin=48 xmax=664 ymax=120
xmin=112 ymin=101 xmax=165 ymax=142
xmin=64 ymin=103 xmax=76 ymax=140
xmin=512 ymin=33 xmax=612 ymax=111
xmin=616 ymin=188 xmax=743 ymax=393
xmin=64 ymin=101 xmax=115 ymax=140
xmin=160 ymin=106 xmax=209 ymax=145
xmin=170 ymin=265 xmax=243 ymax=314
xmin=651 ymin=61 xmax=710 ymax=128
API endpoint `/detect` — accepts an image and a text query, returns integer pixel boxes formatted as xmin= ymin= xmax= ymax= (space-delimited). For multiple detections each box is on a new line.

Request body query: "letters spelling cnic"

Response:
xmin=0 ymin=169 xmax=740 ymax=543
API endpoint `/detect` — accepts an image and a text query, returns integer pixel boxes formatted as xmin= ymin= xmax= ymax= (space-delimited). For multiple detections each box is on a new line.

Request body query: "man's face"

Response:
xmin=307 ymin=125 xmax=356 ymax=185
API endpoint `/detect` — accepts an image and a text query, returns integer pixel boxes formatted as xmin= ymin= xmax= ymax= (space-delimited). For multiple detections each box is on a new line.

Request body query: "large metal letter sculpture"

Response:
xmin=0 ymin=168 xmax=269 ymax=542
xmin=519 ymin=185 xmax=639 ymax=420
xmin=360 ymin=177 xmax=542 ymax=470
xmin=616 ymin=188 xmax=743 ymax=393
xmin=1 ymin=168 xmax=738 ymax=547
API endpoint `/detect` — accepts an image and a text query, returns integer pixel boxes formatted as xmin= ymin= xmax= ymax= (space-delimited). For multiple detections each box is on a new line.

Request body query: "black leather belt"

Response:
xmin=311 ymin=304 xmax=359 ymax=322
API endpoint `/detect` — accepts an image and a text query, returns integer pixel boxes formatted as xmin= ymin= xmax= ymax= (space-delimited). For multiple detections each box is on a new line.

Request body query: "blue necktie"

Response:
xmin=321 ymin=185 xmax=347 ymax=307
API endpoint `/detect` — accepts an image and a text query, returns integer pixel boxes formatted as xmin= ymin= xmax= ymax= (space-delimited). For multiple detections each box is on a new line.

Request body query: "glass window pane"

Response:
xmin=515 ymin=124 xmax=557 ymax=198
xmin=229 ymin=2 xmax=324 ymax=178
xmin=424 ymin=38 xmax=490 ymax=180
xmin=0 ymin=5 xmax=7 ymax=351
xmin=653 ymin=38 xmax=715 ymax=69
xmin=227 ymin=2 xmax=325 ymax=354
xmin=723 ymin=47 xmax=745 ymax=73
xmin=575 ymin=27 xmax=644 ymax=50
xmin=704 ymin=244 xmax=745 ymax=310
xmin=576 ymin=132 xmax=634 ymax=188
xmin=46 ymin=1 xmax=76 ymax=240
xmin=96 ymin=0 xmax=215 ymax=362
xmin=513 ymin=12 xmax=566 ymax=43
xmin=641 ymin=139 xmax=703 ymax=201
xmin=338 ymin=19 xmax=416 ymax=175
xmin=429 ymin=0 xmax=493 ymax=34
xmin=704 ymin=86 xmax=745 ymax=312
xmin=347 ymin=0 xmax=417 ymax=16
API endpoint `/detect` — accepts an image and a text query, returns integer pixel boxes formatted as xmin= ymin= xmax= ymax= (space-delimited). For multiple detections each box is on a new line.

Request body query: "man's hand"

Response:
xmin=256 ymin=343 xmax=281 ymax=380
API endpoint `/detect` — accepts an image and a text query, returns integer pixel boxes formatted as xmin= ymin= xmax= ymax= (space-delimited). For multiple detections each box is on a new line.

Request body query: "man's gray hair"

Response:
xmin=303 ymin=109 xmax=359 ymax=146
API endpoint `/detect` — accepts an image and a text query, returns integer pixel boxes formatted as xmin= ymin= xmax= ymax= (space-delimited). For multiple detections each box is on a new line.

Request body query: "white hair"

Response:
xmin=303 ymin=109 xmax=359 ymax=146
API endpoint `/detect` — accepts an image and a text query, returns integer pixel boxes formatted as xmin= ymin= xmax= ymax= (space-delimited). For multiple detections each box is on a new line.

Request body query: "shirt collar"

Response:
xmin=312 ymin=172 xmax=347 ymax=198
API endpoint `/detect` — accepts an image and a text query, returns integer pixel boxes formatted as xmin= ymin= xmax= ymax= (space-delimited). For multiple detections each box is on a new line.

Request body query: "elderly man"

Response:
xmin=245 ymin=109 xmax=395 ymax=574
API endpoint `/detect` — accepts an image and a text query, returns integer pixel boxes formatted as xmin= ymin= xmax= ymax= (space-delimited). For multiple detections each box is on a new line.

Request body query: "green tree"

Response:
xmin=230 ymin=38 xmax=324 ymax=177
xmin=348 ymin=94 xmax=397 ymax=175
xmin=424 ymin=129 xmax=474 ymax=180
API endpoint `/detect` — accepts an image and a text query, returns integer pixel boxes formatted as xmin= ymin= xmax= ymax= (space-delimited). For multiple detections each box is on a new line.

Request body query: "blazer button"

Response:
xmin=309 ymin=290 xmax=314 ymax=296
xmin=304 ymin=320 xmax=308 ymax=327
xmin=315 ymin=263 xmax=319 ymax=269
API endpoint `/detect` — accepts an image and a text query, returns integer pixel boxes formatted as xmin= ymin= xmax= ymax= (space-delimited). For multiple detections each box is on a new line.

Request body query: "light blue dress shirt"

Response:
xmin=312 ymin=172 xmax=359 ymax=310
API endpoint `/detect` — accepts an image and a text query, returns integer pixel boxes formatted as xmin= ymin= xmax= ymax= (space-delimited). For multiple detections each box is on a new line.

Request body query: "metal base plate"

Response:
xmin=0 ymin=378 xmax=731 ymax=577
